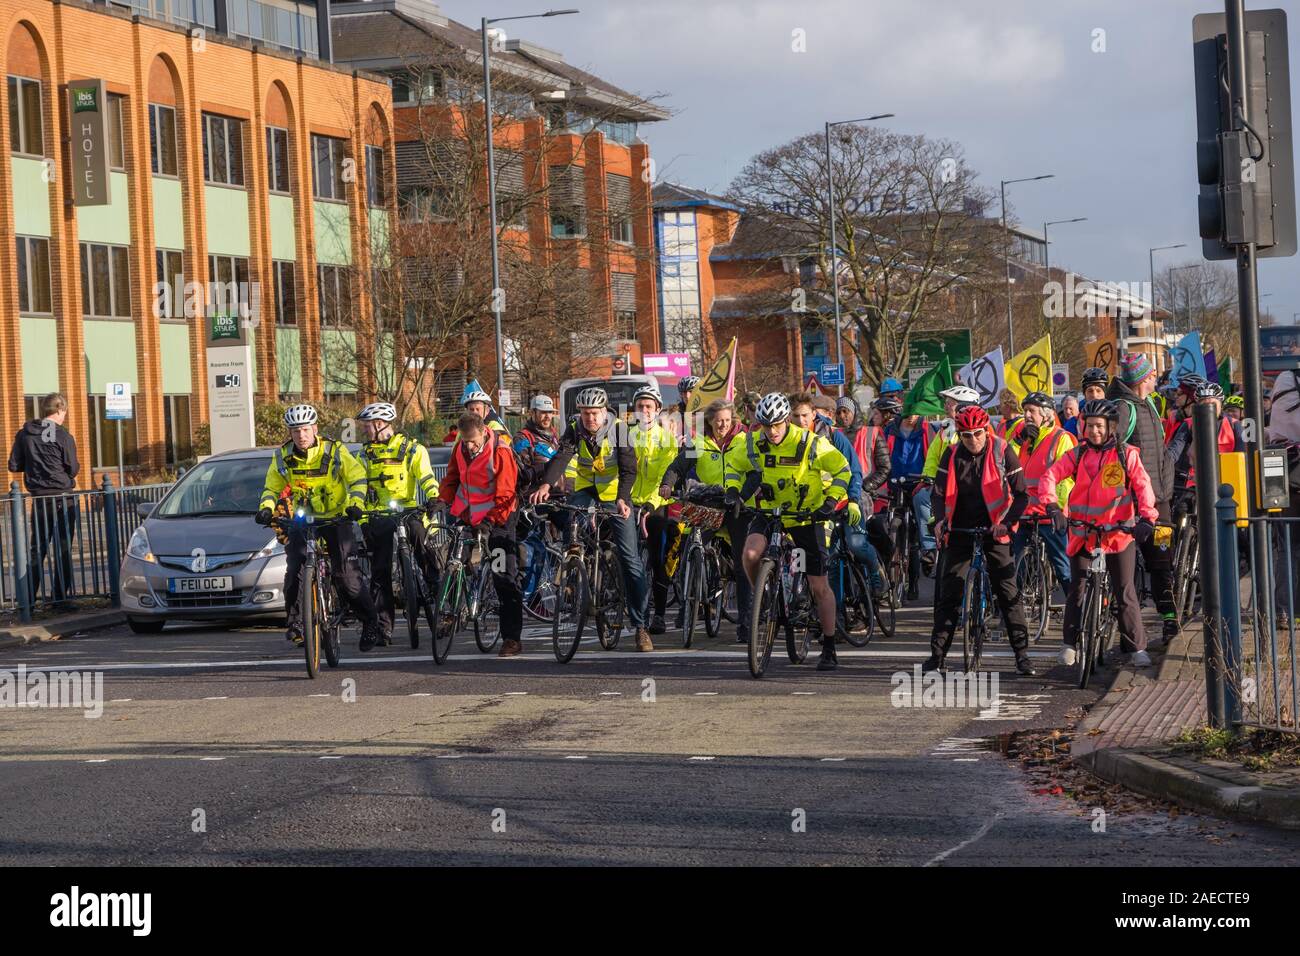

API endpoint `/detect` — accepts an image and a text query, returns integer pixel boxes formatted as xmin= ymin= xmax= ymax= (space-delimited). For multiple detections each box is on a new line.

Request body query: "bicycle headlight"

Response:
xmin=126 ymin=526 xmax=156 ymax=564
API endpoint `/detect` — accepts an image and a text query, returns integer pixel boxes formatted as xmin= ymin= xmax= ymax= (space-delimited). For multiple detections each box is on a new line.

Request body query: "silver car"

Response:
xmin=119 ymin=449 xmax=287 ymax=633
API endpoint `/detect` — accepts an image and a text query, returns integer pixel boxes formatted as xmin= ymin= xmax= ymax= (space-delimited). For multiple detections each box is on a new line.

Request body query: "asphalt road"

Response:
xmin=2 ymin=587 xmax=1298 ymax=866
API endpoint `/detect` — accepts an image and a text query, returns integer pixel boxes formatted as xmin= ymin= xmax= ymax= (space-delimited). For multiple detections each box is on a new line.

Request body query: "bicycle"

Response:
xmin=946 ymin=527 xmax=999 ymax=673
xmin=1068 ymin=518 xmax=1123 ymax=690
xmin=271 ymin=510 xmax=348 ymax=679
xmin=1014 ymin=517 xmax=1057 ymax=644
xmin=428 ymin=517 xmax=501 ymax=664
xmin=1171 ymin=501 xmax=1199 ymax=625
xmin=519 ymin=509 xmax=563 ymax=624
xmin=674 ymin=486 xmax=731 ymax=647
xmin=886 ymin=476 xmax=925 ymax=605
xmin=539 ymin=501 xmax=629 ymax=663
xmin=827 ymin=512 xmax=878 ymax=645
xmin=362 ymin=504 xmax=439 ymax=650
xmin=746 ymin=504 xmax=821 ymax=678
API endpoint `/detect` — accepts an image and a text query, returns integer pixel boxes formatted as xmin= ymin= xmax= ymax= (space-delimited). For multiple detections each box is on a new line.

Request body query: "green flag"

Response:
xmin=1219 ymin=357 xmax=1232 ymax=393
xmin=904 ymin=356 xmax=953 ymax=417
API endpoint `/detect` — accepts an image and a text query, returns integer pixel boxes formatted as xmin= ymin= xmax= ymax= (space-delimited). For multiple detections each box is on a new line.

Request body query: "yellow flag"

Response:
xmin=686 ymin=337 xmax=738 ymax=415
xmin=1003 ymin=334 xmax=1052 ymax=399
xmin=1085 ymin=333 xmax=1117 ymax=376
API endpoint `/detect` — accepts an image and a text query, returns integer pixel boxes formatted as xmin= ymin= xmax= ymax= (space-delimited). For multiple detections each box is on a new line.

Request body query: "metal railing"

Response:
xmin=1 ymin=477 xmax=174 ymax=620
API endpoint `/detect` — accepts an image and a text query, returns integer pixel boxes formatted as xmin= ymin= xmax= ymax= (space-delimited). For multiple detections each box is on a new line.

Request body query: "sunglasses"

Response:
xmin=958 ymin=430 xmax=984 ymax=440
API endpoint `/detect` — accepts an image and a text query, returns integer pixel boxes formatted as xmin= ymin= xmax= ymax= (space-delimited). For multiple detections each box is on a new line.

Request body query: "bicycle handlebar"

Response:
xmin=1068 ymin=518 xmax=1133 ymax=534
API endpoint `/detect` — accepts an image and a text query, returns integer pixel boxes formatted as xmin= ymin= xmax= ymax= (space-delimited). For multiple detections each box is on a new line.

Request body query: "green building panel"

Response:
xmin=314 ymin=201 xmax=351 ymax=266
xmin=205 ymin=185 xmax=251 ymax=257
xmin=368 ymin=207 xmax=390 ymax=268
xmin=11 ymin=157 xmax=51 ymax=237
xmin=84 ymin=320 xmax=138 ymax=393
xmin=269 ymin=193 xmax=296 ymax=261
xmin=277 ymin=326 xmax=302 ymax=394
xmin=322 ymin=328 xmax=357 ymax=393
xmin=153 ymin=177 xmax=185 ymax=251
xmin=75 ymin=171 xmax=132 ymax=246
xmin=20 ymin=317 xmax=59 ymax=392
xmin=160 ymin=323 xmax=191 ymax=393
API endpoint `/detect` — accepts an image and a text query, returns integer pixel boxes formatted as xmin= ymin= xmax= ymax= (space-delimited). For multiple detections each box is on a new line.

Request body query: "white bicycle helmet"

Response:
xmin=575 ymin=386 xmax=609 ymax=409
xmin=356 ymin=402 xmax=397 ymax=422
xmin=754 ymin=392 xmax=791 ymax=425
xmin=678 ymin=375 xmax=701 ymax=392
xmin=462 ymin=389 xmax=492 ymax=406
xmin=939 ymin=385 xmax=980 ymax=404
xmin=283 ymin=404 xmax=318 ymax=426
xmin=632 ymin=384 xmax=663 ymax=408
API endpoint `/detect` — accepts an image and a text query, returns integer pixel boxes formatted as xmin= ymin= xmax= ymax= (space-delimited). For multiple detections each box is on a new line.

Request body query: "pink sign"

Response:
xmin=643 ymin=352 xmax=692 ymax=381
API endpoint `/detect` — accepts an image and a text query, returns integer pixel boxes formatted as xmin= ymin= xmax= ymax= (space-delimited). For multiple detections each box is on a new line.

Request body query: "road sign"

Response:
xmin=1052 ymin=363 xmax=1071 ymax=397
xmin=821 ymin=363 xmax=845 ymax=386
xmin=643 ymin=352 xmax=692 ymax=382
xmin=497 ymin=388 xmax=512 ymax=407
xmin=105 ymin=382 xmax=132 ymax=420
xmin=906 ymin=331 xmax=972 ymax=386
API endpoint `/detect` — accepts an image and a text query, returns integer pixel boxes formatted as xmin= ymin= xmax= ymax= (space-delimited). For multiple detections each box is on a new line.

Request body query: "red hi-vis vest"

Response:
xmin=1019 ymin=426 xmax=1071 ymax=517
xmin=943 ymin=436 xmax=1013 ymax=543
xmin=451 ymin=431 xmax=501 ymax=526
xmin=1186 ymin=417 xmax=1238 ymax=488
xmin=1065 ymin=443 xmax=1139 ymax=557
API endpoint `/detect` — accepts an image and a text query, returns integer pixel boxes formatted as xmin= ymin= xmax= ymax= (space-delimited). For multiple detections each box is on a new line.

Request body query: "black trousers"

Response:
xmin=362 ymin=513 xmax=433 ymax=637
xmin=646 ymin=511 xmax=680 ymax=617
xmin=484 ymin=513 xmax=523 ymax=642
xmin=930 ymin=533 xmax=1029 ymax=661
xmin=1142 ymin=500 xmax=1176 ymax=619
xmin=1062 ymin=542 xmax=1146 ymax=653
xmin=30 ymin=494 xmax=79 ymax=602
xmin=709 ymin=511 xmax=753 ymax=637
xmin=284 ymin=524 xmax=377 ymax=633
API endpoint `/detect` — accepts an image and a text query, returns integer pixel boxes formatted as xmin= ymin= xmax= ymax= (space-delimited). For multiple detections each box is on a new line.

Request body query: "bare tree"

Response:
xmin=1157 ymin=261 xmax=1242 ymax=368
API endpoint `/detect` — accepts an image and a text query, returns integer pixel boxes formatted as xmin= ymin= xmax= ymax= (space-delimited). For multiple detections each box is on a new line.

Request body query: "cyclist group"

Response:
xmin=250 ymin=349 xmax=1233 ymax=677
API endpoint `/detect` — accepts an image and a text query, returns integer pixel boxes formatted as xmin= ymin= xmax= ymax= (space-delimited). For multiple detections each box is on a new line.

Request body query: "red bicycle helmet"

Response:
xmin=955 ymin=405 xmax=990 ymax=431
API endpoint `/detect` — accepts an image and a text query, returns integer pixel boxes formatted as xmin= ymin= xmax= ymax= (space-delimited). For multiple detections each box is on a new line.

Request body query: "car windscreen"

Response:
xmin=153 ymin=457 xmax=269 ymax=517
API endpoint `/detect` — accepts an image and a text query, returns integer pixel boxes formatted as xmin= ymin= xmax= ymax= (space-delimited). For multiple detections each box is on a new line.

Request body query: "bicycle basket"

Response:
xmin=680 ymin=502 xmax=726 ymax=531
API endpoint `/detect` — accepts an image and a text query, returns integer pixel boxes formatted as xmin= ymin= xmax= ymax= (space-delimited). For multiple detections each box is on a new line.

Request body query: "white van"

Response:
xmin=557 ymin=375 xmax=682 ymax=431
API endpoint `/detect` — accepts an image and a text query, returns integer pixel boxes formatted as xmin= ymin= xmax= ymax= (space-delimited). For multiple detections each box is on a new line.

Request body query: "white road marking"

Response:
xmin=408 ymin=693 xmax=432 ymax=697
xmin=820 ymin=757 xmax=846 ymax=762
xmin=791 ymin=691 xmax=816 ymax=696
xmin=599 ymin=692 xmax=622 ymax=697
xmin=688 ymin=756 xmax=715 ymax=761
xmin=109 ymin=698 xmax=132 ymax=703
xmin=930 ymin=737 xmax=986 ymax=757
xmin=318 ymin=755 xmax=342 ymax=760
xmin=202 ymin=696 xmax=229 ymax=701
xmin=200 ymin=756 xmax=226 ymax=761
xmin=85 ymin=759 xmax=109 ymax=763
xmin=308 ymin=694 xmax=330 ymax=698
xmin=693 ymin=692 xmax=719 ymax=696
xmin=953 ymin=758 xmax=980 ymax=763
xmin=435 ymin=754 xmax=464 ymax=759
xmin=924 ymin=812 xmax=1003 ymax=867
xmin=504 ymin=692 xmax=528 ymax=696
xmin=564 ymin=755 xmax=588 ymax=760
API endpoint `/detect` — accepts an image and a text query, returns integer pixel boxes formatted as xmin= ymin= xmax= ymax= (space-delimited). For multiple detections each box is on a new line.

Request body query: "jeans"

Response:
xmin=845 ymin=525 xmax=885 ymax=589
xmin=1013 ymin=519 xmax=1072 ymax=598
xmin=912 ymin=485 xmax=936 ymax=552
xmin=569 ymin=489 xmax=648 ymax=629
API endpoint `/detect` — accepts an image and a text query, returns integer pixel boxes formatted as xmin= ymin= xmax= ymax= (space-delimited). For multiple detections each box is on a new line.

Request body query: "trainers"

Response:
xmin=905 ymin=585 xmax=920 ymax=601
xmin=636 ymin=628 xmax=654 ymax=652
xmin=1162 ymin=618 xmax=1180 ymax=642
xmin=1130 ymin=650 xmax=1152 ymax=667
xmin=378 ymin=631 xmax=393 ymax=647
xmin=1015 ymin=655 xmax=1038 ymax=677
xmin=497 ymin=639 xmax=523 ymax=658
xmin=817 ymin=640 xmax=838 ymax=671
xmin=1058 ymin=645 xmax=1077 ymax=666
xmin=921 ymin=655 xmax=944 ymax=674
xmin=921 ymin=551 xmax=936 ymax=576
xmin=648 ymin=614 xmax=666 ymax=635
xmin=286 ymin=627 xmax=304 ymax=646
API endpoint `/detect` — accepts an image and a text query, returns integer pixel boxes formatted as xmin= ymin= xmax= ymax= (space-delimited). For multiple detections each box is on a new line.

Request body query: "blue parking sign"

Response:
xmin=821 ymin=363 xmax=845 ymax=386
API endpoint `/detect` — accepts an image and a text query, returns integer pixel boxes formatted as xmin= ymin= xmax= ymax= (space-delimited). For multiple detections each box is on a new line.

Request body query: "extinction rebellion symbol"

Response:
xmin=1017 ymin=354 xmax=1050 ymax=394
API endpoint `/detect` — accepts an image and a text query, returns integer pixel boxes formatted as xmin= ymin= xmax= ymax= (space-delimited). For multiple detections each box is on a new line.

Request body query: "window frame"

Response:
xmin=365 ymin=143 xmax=385 ymax=208
xmin=106 ymin=93 xmax=126 ymax=172
xmin=154 ymin=248 xmax=186 ymax=321
xmin=148 ymin=103 xmax=179 ymax=177
xmin=202 ymin=112 xmax=245 ymax=187
xmin=273 ymin=259 xmax=297 ymax=326
xmin=316 ymin=263 xmax=351 ymax=327
xmin=266 ymin=124 xmax=291 ymax=194
xmin=16 ymin=236 xmax=52 ymax=316
xmin=80 ymin=242 xmax=132 ymax=320
xmin=311 ymin=133 xmax=347 ymax=202
xmin=7 ymin=75 xmax=44 ymax=158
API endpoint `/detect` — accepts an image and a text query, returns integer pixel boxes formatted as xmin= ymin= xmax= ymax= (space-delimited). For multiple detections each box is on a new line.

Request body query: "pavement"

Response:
xmin=2 ymin=578 xmax=1299 ymax=865
xmin=1074 ymin=622 xmax=1300 ymax=829
xmin=0 ymin=606 xmax=124 ymax=649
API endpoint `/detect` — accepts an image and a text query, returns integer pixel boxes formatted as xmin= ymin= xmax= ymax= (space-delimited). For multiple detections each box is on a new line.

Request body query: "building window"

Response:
xmin=391 ymin=69 xmax=443 ymax=105
xmin=106 ymin=93 xmax=126 ymax=171
xmin=498 ymin=193 xmax=528 ymax=229
xmin=162 ymin=394 xmax=193 ymax=465
xmin=266 ymin=125 xmax=290 ymax=193
xmin=365 ymin=144 xmax=386 ymax=208
xmin=317 ymin=264 xmax=350 ymax=326
xmin=16 ymin=237 xmax=52 ymax=315
xmin=312 ymin=134 xmax=346 ymax=201
xmin=611 ymin=215 xmax=633 ymax=244
xmin=273 ymin=260 xmax=297 ymax=325
xmin=202 ymin=112 xmax=245 ymax=186
xmin=207 ymin=254 xmax=251 ymax=317
xmin=149 ymin=104 xmax=178 ymax=176
xmin=551 ymin=210 xmax=585 ymax=239
xmin=154 ymin=249 xmax=185 ymax=319
xmin=398 ymin=185 xmax=441 ymax=222
xmin=615 ymin=310 xmax=637 ymax=341
xmin=7 ymin=76 xmax=44 ymax=157
xmin=80 ymin=243 xmax=132 ymax=319
xmin=87 ymin=395 xmax=140 ymax=469
xmin=228 ymin=0 xmax=316 ymax=55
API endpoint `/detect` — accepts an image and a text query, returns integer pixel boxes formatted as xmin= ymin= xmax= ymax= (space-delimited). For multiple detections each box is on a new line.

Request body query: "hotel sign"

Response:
xmin=67 ymin=79 xmax=111 ymax=207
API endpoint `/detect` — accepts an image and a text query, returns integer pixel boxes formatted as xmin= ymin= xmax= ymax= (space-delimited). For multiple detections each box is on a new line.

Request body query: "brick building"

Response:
xmin=2 ymin=0 xmax=395 ymax=484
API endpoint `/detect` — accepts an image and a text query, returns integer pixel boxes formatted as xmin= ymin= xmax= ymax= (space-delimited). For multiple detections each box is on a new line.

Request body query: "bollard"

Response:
xmin=102 ymin=474 xmax=122 ymax=608
xmin=1216 ymin=485 xmax=1243 ymax=726
xmin=8 ymin=481 xmax=31 ymax=624
xmin=1193 ymin=402 xmax=1225 ymax=728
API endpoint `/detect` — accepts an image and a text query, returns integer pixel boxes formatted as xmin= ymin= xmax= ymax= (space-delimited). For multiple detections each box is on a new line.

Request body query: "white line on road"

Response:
xmin=693 ymin=692 xmax=719 ymax=696
xmin=791 ymin=691 xmax=815 ymax=696
xmin=408 ymin=693 xmax=432 ymax=697
xmin=202 ymin=696 xmax=229 ymax=701
xmin=564 ymin=755 xmax=588 ymax=760
xmin=318 ymin=755 xmax=342 ymax=760
xmin=200 ymin=756 xmax=226 ymax=761
xmin=504 ymin=691 xmax=528 ymax=696
xmin=435 ymin=754 xmax=464 ymax=759
xmin=85 ymin=759 xmax=109 ymax=763
xmin=925 ymin=812 xmax=1003 ymax=867
xmin=109 ymin=698 xmax=132 ymax=703
xmin=953 ymin=758 xmax=980 ymax=763
xmin=599 ymin=692 xmax=622 ymax=697
xmin=820 ymin=757 xmax=846 ymax=762
xmin=307 ymin=694 xmax=330 ymax=698
xmin=688 ymin=756 xmax=715 ymax=761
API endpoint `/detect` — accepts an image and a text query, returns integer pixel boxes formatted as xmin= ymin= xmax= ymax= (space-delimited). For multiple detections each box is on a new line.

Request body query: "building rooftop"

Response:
xmin=652 ymin=181 xmax=742 ymax=211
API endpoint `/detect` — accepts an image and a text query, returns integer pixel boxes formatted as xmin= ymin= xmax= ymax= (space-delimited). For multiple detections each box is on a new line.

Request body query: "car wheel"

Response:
xmin=127 ymin=617 xmax=166 ymax=634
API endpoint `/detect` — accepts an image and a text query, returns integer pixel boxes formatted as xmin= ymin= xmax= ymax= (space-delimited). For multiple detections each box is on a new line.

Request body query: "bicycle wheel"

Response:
xmin=681 ymin=546 xmax=705 ymax=648
xmin=701 ymin=545 xmax=723 ymax=641
xmin=1077 ymin=577 xmax=1098 ymax=689
xmin=474 ymin=569 xmax=501 ymax=653
xmin=838 ymin=558 xmax=875 ymax=647
xmin=891 ymin=521 xmax=910 ymax=606
xmin=1016 ymin=546 xmax=1049 ymax=644
xmin=785 ymin=571 xmax=811 ymax=664
xmin=301 ymin=562 xmax=319 ymax=679
xmin=595 ymin=548 xmax=625 ymax=650
xmin=748 ymin=558 xmax=780 ymax=678
xmin=552 ymin=554 xmax=588 ymax=663
xmin=430 ymin=565 xmax=463 ymax=664
xmin=320 ymin=568 xmax=341 ymax=669
xmin=523 ymin=545 xmax=562 ymax=623
xmin=960 ymin=568 xmax=986 ymax=672
xmin=426 ymin=563 xmax=453 ymax=665
xmin=399 ymin=545 xmax=421 ymax=649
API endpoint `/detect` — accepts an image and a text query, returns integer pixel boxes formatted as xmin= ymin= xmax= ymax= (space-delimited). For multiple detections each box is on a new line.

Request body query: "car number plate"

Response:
xmin=168 ymin=576 xmax=233 ymax=593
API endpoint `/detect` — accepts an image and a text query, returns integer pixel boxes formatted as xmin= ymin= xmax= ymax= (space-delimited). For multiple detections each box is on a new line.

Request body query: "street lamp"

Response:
xmin=824 ymin=112 xmax=894 ymax=396
xmin=1146 ymin=243 xmax=1186 ymax=352
xmin=482 ymin=9 xmax=579 ymax=404
xmin=1043 ymin=217 xmax=1086 ymax=277
xmin=1001 ymin=174 xmax=1053 ymax=356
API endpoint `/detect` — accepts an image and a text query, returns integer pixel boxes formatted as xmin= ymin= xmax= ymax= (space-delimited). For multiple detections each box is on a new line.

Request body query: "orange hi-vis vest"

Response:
xmin=451 ymin=431 xmax=501 ymax=526
xmin=943 ymin=436 xmax=1013 ymax=543
xmin=1064 ymin=443 xmax=1139 ymax=556
xmin=1186 ymin=417 xmax=1238 ymax=488
xmin=1019 ymin=426 xmax=1071 ymax=517
xmin=846 ymin=425 xmax=881 ymax=478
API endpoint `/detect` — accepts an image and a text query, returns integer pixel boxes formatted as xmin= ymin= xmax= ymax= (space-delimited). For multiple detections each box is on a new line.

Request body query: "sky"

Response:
xmin=439 ymin=0 xmax=1300 ymax=321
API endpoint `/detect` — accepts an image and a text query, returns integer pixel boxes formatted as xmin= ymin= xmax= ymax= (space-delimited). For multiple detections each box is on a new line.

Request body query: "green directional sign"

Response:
xmin=905 ymin=331 xmax=972 ymax=387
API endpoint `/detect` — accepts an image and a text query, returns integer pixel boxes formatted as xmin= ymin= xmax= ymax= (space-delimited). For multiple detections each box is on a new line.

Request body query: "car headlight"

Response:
xmin=126 ymin=526 xmax=156 ymax=564
xmin=253 ymin=535 xmax=284 ymax=559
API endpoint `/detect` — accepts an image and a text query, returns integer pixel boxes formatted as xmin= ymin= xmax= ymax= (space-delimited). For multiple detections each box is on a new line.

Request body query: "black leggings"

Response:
xmin=645 ymin=512 xmax=680 ymax=617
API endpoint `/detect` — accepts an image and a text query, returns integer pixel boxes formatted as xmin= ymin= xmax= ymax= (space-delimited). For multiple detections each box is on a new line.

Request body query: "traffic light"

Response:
xmin=1193 ymin=8 xmax=1295 ymax=259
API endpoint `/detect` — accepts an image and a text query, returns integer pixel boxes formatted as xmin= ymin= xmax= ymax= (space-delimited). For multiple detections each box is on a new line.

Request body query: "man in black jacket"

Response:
xmin=8 ymin=393 xmax=80 ymax=605
xmin=1107 ymin=352 xmax=1179 ymax=643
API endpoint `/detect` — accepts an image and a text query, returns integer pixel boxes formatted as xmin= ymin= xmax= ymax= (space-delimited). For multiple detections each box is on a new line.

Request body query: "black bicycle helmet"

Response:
xmin=1080 ymin=398 xmax=1119 ymax=422
xmin=1195 ymin=381 xmax=1225 ymax=401
xmin=1022 ymin=390 xmax=1055 ymax=409
xmin=1081 ymin=367 xmax=1109 ymax=388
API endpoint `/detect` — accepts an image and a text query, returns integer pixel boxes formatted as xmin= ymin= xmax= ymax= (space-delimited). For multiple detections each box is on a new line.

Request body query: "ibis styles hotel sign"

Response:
xmin=67 ymin=79 xmax=110 ymax=207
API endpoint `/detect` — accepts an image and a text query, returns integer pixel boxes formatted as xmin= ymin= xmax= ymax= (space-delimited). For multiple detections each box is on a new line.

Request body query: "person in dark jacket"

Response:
xmin=8 ymin=393 xmax=80 ymax=606
xmin=1107 ymin=351 xmax=1180 ymax=642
